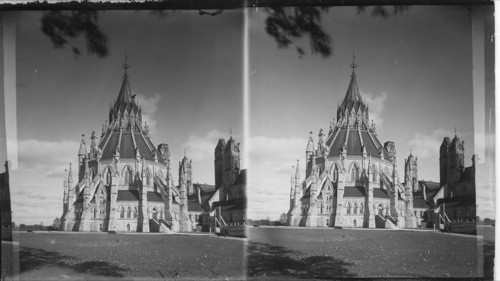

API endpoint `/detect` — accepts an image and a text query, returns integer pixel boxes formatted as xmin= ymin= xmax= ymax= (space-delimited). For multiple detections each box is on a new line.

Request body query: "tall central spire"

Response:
xmin=106 ymin=53 xmax=143 ymax=133
xmin=122 ymin=50 xmax=129 ymax=78
xmin=114 ymin=51 xmax=135 ymax=112
xmin=342 ymin=50 xmax=363 ymax=106
xmin=336 ymin=53 xmax=370 ymax=130
xmin=350 ymin=50 xmax=357 ymax=77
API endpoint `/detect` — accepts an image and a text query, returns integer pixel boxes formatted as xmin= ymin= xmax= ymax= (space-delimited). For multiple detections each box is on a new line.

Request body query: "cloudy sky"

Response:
xmin=10 ymin=10 xmax=243 ymax=225
xmin=247 ymin=6 xmax=495 ymax=220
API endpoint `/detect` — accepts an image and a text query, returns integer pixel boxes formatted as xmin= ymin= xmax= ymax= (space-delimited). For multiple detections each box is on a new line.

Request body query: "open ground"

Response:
xmin=247 ymin=226 xmax=494 ymax=279
xmin=3 ymin=232 xmax=245 ymax=280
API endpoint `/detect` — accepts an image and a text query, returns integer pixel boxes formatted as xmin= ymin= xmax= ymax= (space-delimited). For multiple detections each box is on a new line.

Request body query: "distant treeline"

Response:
xmin=14 ymin=223 xmax=59 ymax=231
xmin=246 ymin=219 xmax=286 ymax=226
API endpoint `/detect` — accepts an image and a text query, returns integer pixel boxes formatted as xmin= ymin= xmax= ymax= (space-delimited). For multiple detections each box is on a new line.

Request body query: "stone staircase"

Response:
xmin=375 ymin=215 xmax=386 ymax=228
xmin=384 ymin=215 xmax=400 ymax=229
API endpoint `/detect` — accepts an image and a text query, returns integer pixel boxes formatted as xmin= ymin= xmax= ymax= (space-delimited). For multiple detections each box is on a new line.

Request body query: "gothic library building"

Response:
xmin=60 ymin=62 xmax=246 ymax=233
xmin=288 ymin=62 xmax=417 ymax=228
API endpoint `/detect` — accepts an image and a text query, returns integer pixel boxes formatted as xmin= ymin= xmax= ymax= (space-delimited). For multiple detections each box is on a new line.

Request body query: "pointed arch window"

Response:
xmin=146 ymin=169 xmax=151 ymax=186
xmin=133 ymin=207 xmax=138 ymax=218
xmin=371 ymin=167 xmax=377 ymax=182
xmin=354 ymin=203 xmax=358 ymax=214
xmin=104 ymin=168 xmax=112 ymax=185
xmin=347 ymin=202 xmax=352 ymax=214
xmin=124 ymin=167 xmax=133 ymax=185
xmin=332 ymin=166 xmax=338 ymax=181
xmin=351 ymin=165 xmax=359 ymax=181
xmin=92 ymin=205 xmax=96 ymax=218
xmin=120 ymin=206 xmax=125 ymax=218
xmin=360 ymin=203 xmax=364 ymax=214
xmin=127 ymin=207 xmax=131 ymax=218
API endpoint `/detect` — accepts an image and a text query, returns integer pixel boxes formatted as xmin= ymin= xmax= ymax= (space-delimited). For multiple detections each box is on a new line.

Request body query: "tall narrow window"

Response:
xmin=105 ymin=169 xmax=111 ymax=185
xmin=127 ymin=207 xmax=131 ymax=218
xmin=332 ymin=166 xmax=338 ymax=181
xmin=124 ymin=167 xmax=133 ymax=185
xmin=351 ymin=166 xmax=359 ymax=181
xmin=120 ymin=206 xmax=124 ymax=218
xmin=133 ymin=207 xmax=138 ymax=218
xmin=347 ymin=202 xmax=352 ymax=214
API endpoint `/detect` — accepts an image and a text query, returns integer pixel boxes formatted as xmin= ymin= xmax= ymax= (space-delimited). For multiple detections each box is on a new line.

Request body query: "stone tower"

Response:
xmin=223 ymin=135 xmax=240 ymax=187
xmin=214 ymin=139 xmax=226 ymax=188
xmin=404 ymin=153 xmax=417 ymax=228
xmin=405 ymin=152 xmax=418 ymax=192
xmin=440 ymin=133 xmax=465 ymax=197
xmin=439 ymin=137 xmax=451 ymax=188
xmin=447 ymin=135 xmax=465 ymax=196
xmin=179 ymin=154 xmax=193 ymax=196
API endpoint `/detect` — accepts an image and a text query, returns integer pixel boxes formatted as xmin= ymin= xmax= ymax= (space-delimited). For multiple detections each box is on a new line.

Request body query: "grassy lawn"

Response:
xmin=247 ymin=226 xmax=494 ymax=279
xmin=5 ymin=232 xmax=245 ymax=280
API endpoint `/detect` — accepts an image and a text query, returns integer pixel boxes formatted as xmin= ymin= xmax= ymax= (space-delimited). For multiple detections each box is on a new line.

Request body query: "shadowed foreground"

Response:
xmin=248 ymin=226 xmax=494 ymax=279
xmin=12 ymin=232 xmax=244 ymax=280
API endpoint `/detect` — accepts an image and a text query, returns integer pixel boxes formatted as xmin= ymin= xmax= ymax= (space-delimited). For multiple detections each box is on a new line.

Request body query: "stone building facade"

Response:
xmin=60 ymin=63 xmax=191 ymax=233
xmin=436 ymin=135 xmax=477 ymax=221
xmin=186 ymin=136 xmax=247 ymax=231
xmin=210 ymin=137 xmax=246 ymax=226
xmin=287 ymin=61 xmax=417 ymax=229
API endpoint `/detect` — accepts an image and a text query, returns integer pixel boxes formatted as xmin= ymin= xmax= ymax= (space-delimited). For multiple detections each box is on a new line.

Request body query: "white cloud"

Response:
xmin=247 ymin=135 xmax=306 ymax=220
xmin=407 ymin=128 xmax=450 ymax=159
xmin=179 ymin=130 xmax=236 ymax=186
xmin=17 ymin=139 xmax=79 ymax=169
xmin=361 ymin=91 xmax=387 ymax=128
xmin=182 ymin=130 xmax=227 ymax=163
xmin=135 ymin=93 xmax=161 ymax=134
xmin=9 ymin=139 xmax=79 ymax=225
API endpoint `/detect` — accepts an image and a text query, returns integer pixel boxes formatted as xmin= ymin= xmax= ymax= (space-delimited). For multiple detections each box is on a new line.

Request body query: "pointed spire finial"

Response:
xmin=229 ymin=127 xmax=232 ymax=138
xmin=350 ymin=50 xmax=357 ymax=77
xmin=123 ymin=50 xmax=129 ymax=70
xmin=454 ymin=126 xmax=457 ymax=136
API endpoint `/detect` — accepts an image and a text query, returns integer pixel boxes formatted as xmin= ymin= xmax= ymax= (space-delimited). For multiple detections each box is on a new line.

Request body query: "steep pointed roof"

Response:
xmin=78 ymin=134 xmax=87 ymax=156
xmin=295 ymin=159 xmax=300 ymax=180
xmin=115 ymin=73 xmax=133 ymax=108
xmin=341 ymin=53 xmax=364 ymax=108
xmin=306 ymin=132 xmax=315 ymax=152
xmin=342 ymin=75 xmax=363 ymax=107
xmin=111 ymin=58 xmax=139 ymax=116
xmin=225 ymin=136 xmax=238 ymax=152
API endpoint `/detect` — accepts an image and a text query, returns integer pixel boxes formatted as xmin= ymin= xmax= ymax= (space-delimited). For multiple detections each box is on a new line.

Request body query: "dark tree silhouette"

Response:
xmin=264 ymin=6 xmax=410 ymax=58
xmin=264 ymin=6 xmax=331 ymax=58
xmin=41 ymin=10 xmax=108 ymax=58
xmin=37 ymin=6 xmax=410 ymax=59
